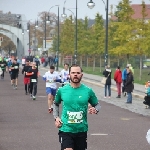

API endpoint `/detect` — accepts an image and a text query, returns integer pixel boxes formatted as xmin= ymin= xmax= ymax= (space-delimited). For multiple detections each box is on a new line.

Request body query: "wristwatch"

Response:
xmin=95 ymin=109 xmax=99 ymax=114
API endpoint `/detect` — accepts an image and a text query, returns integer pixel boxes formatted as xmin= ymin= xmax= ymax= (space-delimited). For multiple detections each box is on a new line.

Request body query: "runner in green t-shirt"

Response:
xmin=53 ymin=64 xmax=101 ymax=150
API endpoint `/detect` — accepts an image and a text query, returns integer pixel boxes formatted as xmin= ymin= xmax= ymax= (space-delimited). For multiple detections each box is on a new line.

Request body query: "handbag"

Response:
xmin=101 ymin=73 xmax=110 ymax=84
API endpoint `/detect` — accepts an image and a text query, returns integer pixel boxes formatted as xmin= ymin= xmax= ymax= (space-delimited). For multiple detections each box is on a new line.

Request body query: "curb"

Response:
xmin=40 ymin=67 xmax=144 ymax=99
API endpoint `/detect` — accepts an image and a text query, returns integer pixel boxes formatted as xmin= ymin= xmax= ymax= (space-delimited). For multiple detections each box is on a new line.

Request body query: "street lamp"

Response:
xmin=62 ymin=0 xmax=78 ymax=64
xmin=27 ymin=22 xmax=31 ymax=56
xmin=48 ymin=5 xmax=60 ymax=71
xmin=21 ymin=29 xmax=25 ymax=56
xmin=34 ymin=16 xmax=48 ymax=54
xmin=62 ymin=8 xmax=75 ymax=65
xmin=87 ymin=0 xmax=109 ymax=66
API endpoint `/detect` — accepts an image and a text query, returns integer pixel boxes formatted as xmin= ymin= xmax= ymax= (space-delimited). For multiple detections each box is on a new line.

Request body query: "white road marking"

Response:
xmin=38 ymin=96 xmax=46 ymax=98
xmin=91 ymin=133 xmax=108 ymax=136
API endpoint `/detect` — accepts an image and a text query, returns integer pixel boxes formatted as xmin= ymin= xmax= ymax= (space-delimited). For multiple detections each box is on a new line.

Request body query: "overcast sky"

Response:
xmin=1 ymin=0 xmax=150 ymax=21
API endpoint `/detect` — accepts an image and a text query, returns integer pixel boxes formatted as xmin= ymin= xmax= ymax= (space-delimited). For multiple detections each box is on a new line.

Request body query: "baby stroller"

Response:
xmin=143 ymin=95 xmax=150 ymax=109
xmin=143 ymin=81 xmax=150 ymax=109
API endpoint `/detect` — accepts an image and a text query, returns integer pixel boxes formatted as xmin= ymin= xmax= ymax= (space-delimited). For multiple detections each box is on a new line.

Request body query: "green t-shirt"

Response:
xmin=55 ymin=83 xmax=98 ymax=133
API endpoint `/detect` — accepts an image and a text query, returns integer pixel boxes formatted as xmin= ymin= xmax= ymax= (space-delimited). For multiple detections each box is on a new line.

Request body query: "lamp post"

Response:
xmin=21 ymin=29 xmax=25 ymax=56
xmin=87 ymin=0 xmax=109 ymax=66
xmin=75 ymin=0 xmax=77 ymax=64
xmin=27 ymin=22 xmax=31 ymax=56
xmin=62 ymin=0 xmax=78 ymax=64
xmin=48 ymin=5 xmax=60 ymax=71
xmin=62 ymin=8 xmax=75 ymax=65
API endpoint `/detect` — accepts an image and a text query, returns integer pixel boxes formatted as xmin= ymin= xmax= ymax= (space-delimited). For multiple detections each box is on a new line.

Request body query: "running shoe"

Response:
xmin=32 ymin=96 xmax=36 ymax=100
xmin=13 ymin=84 xmax=15 ymax=89
xmin=30 ymin=94 xmax=33 ymax=99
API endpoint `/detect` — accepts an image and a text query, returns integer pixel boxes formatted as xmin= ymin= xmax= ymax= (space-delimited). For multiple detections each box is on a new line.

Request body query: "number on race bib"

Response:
xmin=67 ymin=111 xmax=83 ymax=123
xmin=14 ymin=66 xmax=18 ymax=69
xmin=49 ymin=79 xmax=54 ymax=83
xmin=31 ymin=79 xmax=37 ymax=82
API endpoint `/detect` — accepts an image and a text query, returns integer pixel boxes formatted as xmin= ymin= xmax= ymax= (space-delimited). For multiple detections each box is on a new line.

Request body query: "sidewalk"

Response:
xmin=82 ymin=73 xmax=145 ymax=99
xmin=40 ymin=66 xmax=145 ymax=99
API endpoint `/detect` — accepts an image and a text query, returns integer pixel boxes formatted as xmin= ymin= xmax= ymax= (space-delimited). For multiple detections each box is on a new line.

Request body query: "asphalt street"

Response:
xmin=0 ymin=69 xmax=150 ymax=150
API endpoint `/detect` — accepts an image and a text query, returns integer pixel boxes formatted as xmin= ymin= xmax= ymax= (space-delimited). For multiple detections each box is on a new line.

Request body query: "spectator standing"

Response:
xmin=45 ymin=56 xmax=49 ymax=67
xmin=125 ymin=68 xmax=134 ymax=104
xmin=103 ymin=65 xmax=111 ymax=98
xmin=122 ymin=66 xmax=128 ymax=96
xmin=114 ymin=66 xmax=122 ymax=98
xmin=41 ymin=57 xmax=45 ymax=65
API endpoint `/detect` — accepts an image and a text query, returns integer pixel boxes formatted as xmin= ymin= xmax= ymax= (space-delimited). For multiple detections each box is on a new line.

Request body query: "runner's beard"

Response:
xmin=70 ymin=76 xmax=82 ymax=83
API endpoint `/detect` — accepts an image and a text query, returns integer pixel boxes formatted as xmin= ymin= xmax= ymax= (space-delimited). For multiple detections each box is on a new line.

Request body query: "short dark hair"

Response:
xmin=117 ymin=66 xmax=120 ymax=69
xmin=69 ymin=64 xmax=83 ymax=73
xmin=64 ymin=63 xmax=69 ymax=66
xmin=50 ymin=66 xmax=55 ymax=69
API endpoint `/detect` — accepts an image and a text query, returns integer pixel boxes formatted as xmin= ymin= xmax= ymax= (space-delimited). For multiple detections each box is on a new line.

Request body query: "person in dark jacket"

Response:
xmin=114 ymin=66 xmax=122 ymax=98
xmin=125 ymin=68 xmax=134 ymax=103
xmin=103 ymin=65 xmax=111 ymax=98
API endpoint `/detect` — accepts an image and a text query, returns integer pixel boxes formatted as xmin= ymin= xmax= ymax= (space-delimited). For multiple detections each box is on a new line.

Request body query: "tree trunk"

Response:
xmin=139 ymin=55 xmax=142 ymax=81
xmin=108 ymin=56 xmax=110 ymax=66
xmin=100 ymin=55 xmax=102 ymax=72
xmin=62 ymin=54 xmax=64 ymax=66
xmin=93 ymin=56 xmax=95 ymax=72
xmin=80 ymin=56 xmax=82 ymax=67
xmin=87 ymin=56 xmax=89 ymax=68
xmin=118 ymin=58 xmax=120 ymax=66
xmin=127 ymin=54 xmax=129 ymax=65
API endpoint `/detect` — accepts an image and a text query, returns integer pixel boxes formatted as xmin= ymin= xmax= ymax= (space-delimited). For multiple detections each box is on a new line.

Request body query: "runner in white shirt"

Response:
xmin=43 ymin=65 xmax=61 ymax=113
xmin=22 ymin=57 xmax=26 ymax=67
xmin=60 ymin=63 xmax=69 ymax=87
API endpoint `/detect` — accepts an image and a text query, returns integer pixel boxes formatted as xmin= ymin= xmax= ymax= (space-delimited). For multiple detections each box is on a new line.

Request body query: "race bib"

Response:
xmin=67 ymin=111 xmax=83 ymax=123
xmin=1 ymin=64 xmax=4 ymax=66
xmin=31 ymin=79 xmax=37 ymax=82
xmin=49 ymin=79 xmax=54 ymax=83
xmin=14 ymin=66 xmax=18 ymax=69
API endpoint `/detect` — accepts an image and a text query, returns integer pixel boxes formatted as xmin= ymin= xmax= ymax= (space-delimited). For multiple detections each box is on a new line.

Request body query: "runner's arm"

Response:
xmin=53 ymin=101 xmax=59 ymax=119
xmin=42 ymin=74 xmax=47 ymax=81
xmin=53 ymin=87 xmax=62 ymax=119
xmin=55 ymin=74 xmax=62 ymax=83
xmin=88 ymin=89 xmax=101 ymax=113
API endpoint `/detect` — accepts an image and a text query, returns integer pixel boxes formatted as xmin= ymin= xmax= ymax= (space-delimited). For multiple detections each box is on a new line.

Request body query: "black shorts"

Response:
xmin=58 ymin=131 xmax=87 ymax=150
xmin=11 ymin=73 xmax=18 ymax=80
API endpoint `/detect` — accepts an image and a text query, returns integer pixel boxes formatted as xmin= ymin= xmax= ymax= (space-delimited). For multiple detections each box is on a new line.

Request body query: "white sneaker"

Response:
xmin=32 ymin=96 xmax=36 ymax=100
xmin=30 ymin=94 xmax=33 ymax=98
xmin=104 ymin=96 xmax=107 ymax=98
